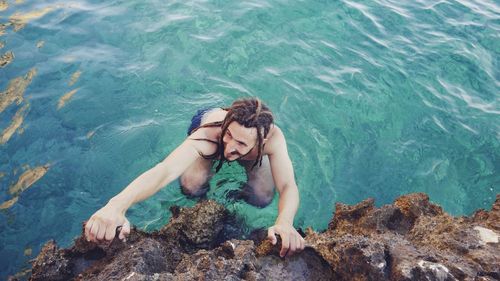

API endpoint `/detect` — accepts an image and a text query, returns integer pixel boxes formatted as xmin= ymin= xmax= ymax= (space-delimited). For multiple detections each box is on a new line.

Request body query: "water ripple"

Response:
xmin=343 ymin=0 xmax=386 ymax=34
xmin=1 ymin=0 xmax=499 ymax=278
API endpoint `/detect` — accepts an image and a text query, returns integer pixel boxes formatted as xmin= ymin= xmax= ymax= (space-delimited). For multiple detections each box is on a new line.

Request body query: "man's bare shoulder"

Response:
xmin=264 ymin=125 xmax=286 ymax=154
xmin=203 ymin=108 xmax=227 ymax=124
xmin=186 ymin=129 xmax=219 ymax=156
xmin=268 ymin=124 xmax=284 ymax=138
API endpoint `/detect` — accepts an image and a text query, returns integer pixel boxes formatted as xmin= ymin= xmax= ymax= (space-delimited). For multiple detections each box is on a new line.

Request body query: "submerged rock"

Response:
xmin=0 ymin=50 xmax=14 ymax=68
xmin=68 ymin=70 xmax=82 ymax=86
xmin=0 ymin=103 xmax=29 ymax=145
xmin=8 ymin=164 xmax=50 ymax=195
xmin=0 ymin=68 xmax=37 ymax=113
xmin=23 ymin=194 xmax=499 ymax=281
xmin=57 ymin=89 xmax=79 ymax=109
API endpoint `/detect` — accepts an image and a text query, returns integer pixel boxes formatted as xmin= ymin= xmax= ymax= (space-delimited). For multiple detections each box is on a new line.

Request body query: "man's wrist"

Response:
xmin=108 ymin=197 xmax=130 ymax=214
xmin=275 ymin=216 xmax=293 ymax=226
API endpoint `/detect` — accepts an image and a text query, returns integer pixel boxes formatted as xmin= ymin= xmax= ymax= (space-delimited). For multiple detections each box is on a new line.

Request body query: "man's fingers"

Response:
xmin=89 ymin=221 xmax=99 ymax=242
xmin=287 ymin=236 xmax=297 ymax=257
xmin=85 ymin=219 xmax=94 ymax=242
xmin=296 ymin=235 xmax=302 ymax=251
xmin=267 ymin=227 xmax=277 ymax=245
xmin=280 ymin=234 xmax=289 ymax=258
xmin=119 ymin=219 xmax=131 ymax=241
xmin=96 ymin=222 xmax=106 ymax=240
xmin=293 ymin=236 xmax=301 ymax=254
xmin=104 ymin=223 xmax=116 ymax=241
xmin=299 ymin=236 xmax=305 ymax=251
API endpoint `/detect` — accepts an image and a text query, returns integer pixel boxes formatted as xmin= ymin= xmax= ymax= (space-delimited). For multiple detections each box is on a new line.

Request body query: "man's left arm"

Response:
xmin=267 ymin=127 xmax=305 ymax=258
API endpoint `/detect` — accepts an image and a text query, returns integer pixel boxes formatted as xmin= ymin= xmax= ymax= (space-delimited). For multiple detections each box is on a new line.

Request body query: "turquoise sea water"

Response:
xmin=1 ymin=0 xmax=499 ymax=278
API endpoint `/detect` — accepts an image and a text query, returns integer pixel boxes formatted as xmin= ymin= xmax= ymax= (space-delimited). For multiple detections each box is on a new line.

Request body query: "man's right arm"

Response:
xmin=84 ymin=138 xmax=208 ymax=242
xmin=109 ymin=138 xmax=204 ymax=210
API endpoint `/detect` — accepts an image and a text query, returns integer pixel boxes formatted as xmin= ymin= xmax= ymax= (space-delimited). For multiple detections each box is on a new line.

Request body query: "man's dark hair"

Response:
xmin=190 ymin=97 xmax=274 ymax=172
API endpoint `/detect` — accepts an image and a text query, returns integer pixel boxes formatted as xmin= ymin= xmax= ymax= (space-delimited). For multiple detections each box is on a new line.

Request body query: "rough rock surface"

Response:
xmin=17 ymin=193 xmax=499 ymax=281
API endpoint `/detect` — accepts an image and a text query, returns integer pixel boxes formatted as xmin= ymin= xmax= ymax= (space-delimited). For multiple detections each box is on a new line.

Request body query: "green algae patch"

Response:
xmin=24 ymin=247 xmax=32 ymax=256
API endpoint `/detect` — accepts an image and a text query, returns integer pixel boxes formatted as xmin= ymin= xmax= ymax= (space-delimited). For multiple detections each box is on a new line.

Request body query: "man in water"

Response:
xmin=84 ymin=97 xmax=304 ymax=257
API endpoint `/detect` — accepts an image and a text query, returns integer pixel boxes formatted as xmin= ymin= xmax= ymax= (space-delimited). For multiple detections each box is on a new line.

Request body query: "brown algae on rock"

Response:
xmin=0 ymin=50 xmax=14 ymax=67
xmin=9 ymin=6 xmax=56 ymax=31
xmin=69 ymin=70 xmax=82 ymax=86
xmin=8 ymin=164 xmax=50 ymax=196
xmin=0 ymin=103 xmax=29 ymax=145
xmin=0 ymin=68 xmax=37 ymax=113
xmin=0 ymin=1 xmax=8 ymax=12
xmin=57 ymin=88 xmax=79 ymax=109
xmin=0 ymin=22 xmax=11 ymax=36
xmin=0 ymin=196 xmax=18 ymax=210
xmin=26 ymin=194 xmax=500 ymax=281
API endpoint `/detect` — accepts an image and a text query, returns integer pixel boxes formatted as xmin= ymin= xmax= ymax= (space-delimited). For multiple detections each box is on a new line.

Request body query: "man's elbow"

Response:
xmin=155 ymin=162 xmax=175 ymax=188
xmin=277 ymin=182 xmax=298 ymax=195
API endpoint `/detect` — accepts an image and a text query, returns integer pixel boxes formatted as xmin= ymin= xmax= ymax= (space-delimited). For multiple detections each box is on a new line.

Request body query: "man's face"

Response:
xmin=222 ymin=121 xmax=257 ymax=161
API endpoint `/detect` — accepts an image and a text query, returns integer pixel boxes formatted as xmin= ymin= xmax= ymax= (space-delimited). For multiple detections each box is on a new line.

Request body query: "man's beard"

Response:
xmin=224 ymin=150 xmax=241 ymax=162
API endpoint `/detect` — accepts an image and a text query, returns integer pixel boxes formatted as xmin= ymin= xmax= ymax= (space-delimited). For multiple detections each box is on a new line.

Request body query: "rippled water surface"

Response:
xmin=1 ymin=0 xmax=499 ymax=278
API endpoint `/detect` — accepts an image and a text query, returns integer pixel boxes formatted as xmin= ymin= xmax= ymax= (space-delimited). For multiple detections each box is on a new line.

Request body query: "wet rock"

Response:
xmin=159 ymin=200 xmax=230 ymax=251
xmin=473 ymin=194 xmax=500 ymax=231
xmin=307 ymin=193 xmax=499 ymax=281
xmin=30 ymin=241 xmax=72 ymax=281
xmin=26 ymin=194 xmax=499 ymax=281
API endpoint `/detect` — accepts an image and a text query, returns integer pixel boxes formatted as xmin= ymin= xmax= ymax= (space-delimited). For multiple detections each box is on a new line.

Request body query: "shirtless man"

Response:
xmin=84 ymin=97 xmax=305 ymax=257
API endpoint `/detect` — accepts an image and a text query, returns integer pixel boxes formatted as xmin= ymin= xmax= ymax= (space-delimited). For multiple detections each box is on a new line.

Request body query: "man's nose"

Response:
xmin=227 ymin=144 xmax=238 ymax=154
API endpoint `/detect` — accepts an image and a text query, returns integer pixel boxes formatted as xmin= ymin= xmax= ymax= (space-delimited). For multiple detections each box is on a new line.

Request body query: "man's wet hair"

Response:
xmin=189 ymin=97 xmax=274 ymax=172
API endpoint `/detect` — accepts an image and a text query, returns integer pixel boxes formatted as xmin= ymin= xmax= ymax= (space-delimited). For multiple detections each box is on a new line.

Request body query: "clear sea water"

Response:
xmin=1 ymin=0 xmax=499 ymax=278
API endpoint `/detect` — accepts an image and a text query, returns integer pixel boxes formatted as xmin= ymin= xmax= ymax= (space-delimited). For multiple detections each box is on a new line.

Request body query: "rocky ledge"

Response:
xmin=20 ymin=193 xmax=499 ymax=281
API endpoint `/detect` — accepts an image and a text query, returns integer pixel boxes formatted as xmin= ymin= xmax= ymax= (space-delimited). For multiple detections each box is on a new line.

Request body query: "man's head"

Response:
xmin=215 ymin=98 xmax=273 ymax=171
